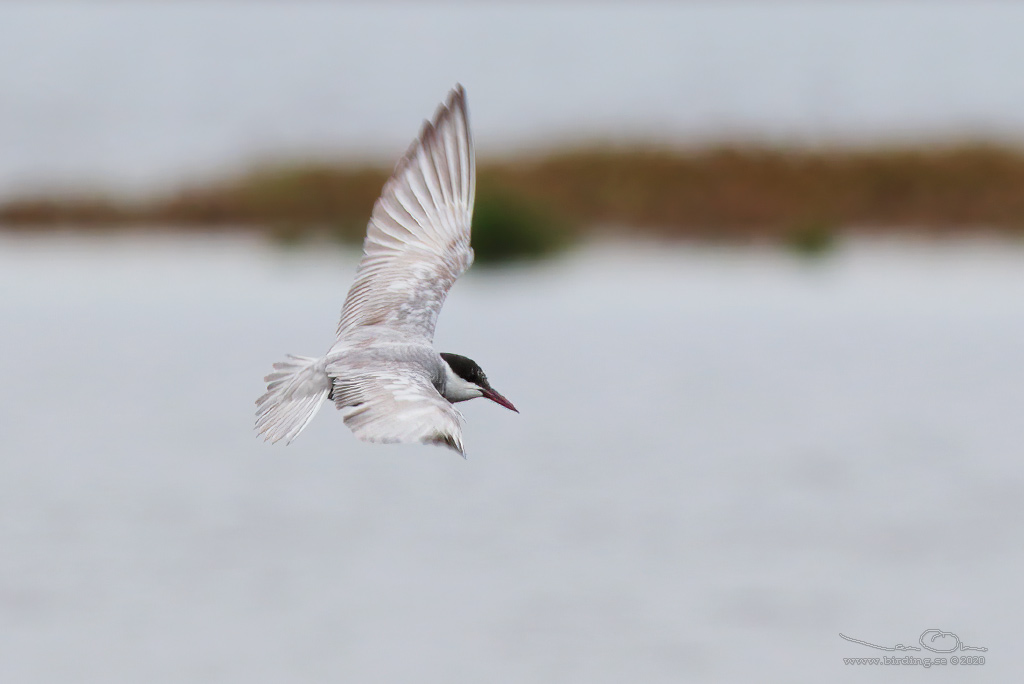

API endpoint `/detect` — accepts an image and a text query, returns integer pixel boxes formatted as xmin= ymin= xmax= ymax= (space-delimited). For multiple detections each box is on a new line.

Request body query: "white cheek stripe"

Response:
xmin=442 ymin=362 xmax=484 ymax=402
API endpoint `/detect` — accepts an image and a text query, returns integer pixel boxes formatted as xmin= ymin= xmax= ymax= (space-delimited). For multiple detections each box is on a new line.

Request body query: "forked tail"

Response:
xmin=255 ymin=355 xmax=331 ymax=444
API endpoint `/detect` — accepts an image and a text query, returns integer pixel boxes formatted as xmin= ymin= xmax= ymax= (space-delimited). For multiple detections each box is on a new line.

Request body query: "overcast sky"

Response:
xmin=2 ymin=3 xmax=1023 ymax=196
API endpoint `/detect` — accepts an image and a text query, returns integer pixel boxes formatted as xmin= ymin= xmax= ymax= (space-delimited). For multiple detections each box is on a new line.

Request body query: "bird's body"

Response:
xmin=255 ymin=85 xmax=516 ymax=455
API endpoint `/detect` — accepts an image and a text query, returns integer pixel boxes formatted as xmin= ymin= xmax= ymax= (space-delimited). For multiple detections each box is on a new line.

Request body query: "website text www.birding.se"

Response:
xmin=842 ymin=655 xmax=986 ymax=668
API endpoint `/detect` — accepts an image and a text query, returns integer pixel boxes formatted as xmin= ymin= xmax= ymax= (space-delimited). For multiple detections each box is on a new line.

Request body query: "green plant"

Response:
xmin=785 ymin=217 xmax=837 ymax=256
xmin=470 ymin=190 xmax=573 ymax=264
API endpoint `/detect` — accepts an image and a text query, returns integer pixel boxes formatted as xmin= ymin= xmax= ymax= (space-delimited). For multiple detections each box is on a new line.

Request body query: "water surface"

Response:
xmin=1 ymin=234 xmax=1022 ymax=682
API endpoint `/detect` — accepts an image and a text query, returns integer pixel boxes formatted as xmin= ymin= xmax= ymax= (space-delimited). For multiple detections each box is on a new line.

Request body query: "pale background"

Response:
xmin=1 ymin=4 xmax=1022 ymax=683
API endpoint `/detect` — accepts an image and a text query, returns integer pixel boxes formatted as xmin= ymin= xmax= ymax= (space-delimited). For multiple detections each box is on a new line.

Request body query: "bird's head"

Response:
xmin=440 ymin=353 xmax=518 ymax=412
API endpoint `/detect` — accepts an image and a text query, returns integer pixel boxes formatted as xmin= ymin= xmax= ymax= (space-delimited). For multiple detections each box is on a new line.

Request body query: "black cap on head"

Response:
xmin=440 ymin=352 xmax=490 ymax=389
xmin=441 ymin=352 xmax=518 ymax=413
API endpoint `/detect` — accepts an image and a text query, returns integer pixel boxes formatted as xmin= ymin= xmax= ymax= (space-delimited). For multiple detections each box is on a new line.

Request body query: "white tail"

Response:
xmin=255 ymin=355 xmax=331 ymax=444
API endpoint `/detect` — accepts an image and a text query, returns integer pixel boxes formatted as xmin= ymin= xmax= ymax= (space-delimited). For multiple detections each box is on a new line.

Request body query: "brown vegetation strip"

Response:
xmin=3 ymin=145 xmax=1024 ymax=239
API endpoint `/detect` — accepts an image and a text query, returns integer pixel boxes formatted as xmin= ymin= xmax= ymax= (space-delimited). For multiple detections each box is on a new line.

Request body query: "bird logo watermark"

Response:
xmin=841 ymin=629 xmax=987 ymax=667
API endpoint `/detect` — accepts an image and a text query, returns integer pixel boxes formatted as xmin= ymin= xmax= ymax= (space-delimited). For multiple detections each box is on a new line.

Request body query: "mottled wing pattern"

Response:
xmin=336 ymin=85 xmax=475 ymax=343
xmin=332 ymin=366 xmax=465 ymax=455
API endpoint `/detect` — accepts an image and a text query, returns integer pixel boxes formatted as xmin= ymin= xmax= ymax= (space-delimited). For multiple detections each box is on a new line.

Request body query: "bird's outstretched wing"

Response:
xmin=332 ymin=366 xmax=465 ymax=455
xmin=336 ymin=85 xmax=475 ymax=343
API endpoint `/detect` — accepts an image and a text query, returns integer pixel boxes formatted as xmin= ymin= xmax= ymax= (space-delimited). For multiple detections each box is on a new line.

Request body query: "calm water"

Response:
xmin=1 ymin=233 xmax=1022 ymax=682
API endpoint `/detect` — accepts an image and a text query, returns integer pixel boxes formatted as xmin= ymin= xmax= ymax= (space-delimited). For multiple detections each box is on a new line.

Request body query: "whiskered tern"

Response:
xmin=256 ymin=85 xmax=517 ymax=455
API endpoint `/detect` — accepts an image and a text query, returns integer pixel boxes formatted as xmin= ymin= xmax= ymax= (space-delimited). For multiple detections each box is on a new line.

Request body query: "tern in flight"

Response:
xmin=256 ymin=85 xmax=517 ymax=455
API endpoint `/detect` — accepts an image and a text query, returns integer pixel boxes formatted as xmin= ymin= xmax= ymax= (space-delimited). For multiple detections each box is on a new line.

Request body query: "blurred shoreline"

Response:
xmin=3 ymin=143 xmax=1024 ymax=258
